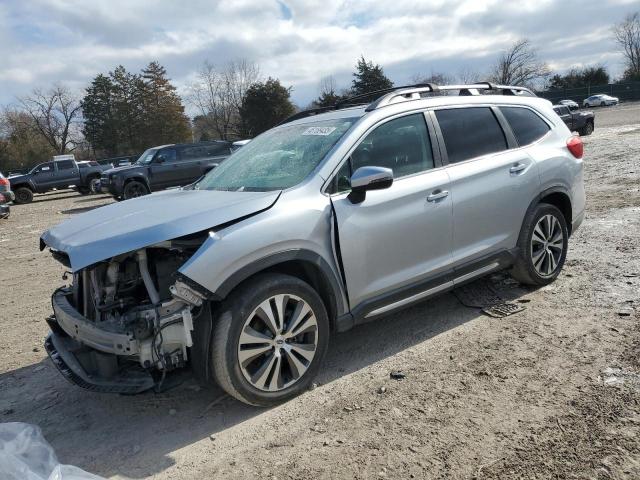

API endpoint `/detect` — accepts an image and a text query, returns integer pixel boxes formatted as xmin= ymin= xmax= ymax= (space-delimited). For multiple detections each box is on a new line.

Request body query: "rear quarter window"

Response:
xmin=435 ymin=107 xmax=507 ymax=164
xmin=500 ymin=106 xmax=550 ymax=147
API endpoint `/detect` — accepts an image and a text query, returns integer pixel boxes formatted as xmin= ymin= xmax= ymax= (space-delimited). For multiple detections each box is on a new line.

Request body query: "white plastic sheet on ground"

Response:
xmin=0 ymin=422 xmax=104 ymax=480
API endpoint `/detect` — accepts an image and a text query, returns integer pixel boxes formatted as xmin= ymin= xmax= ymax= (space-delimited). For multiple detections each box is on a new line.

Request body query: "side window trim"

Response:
xmin=491 ymin=106 xmax=518 ymax=149
xmin=323 ymin=110 xmax=441 ymax=195
xmin=426 ymin=110 xmax=448 ymax=166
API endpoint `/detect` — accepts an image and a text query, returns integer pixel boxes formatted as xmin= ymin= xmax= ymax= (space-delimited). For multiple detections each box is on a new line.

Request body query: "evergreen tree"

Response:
xmin=314 ymin=91 xmax=343 ymax=108
xmin=141 ymin=61 xmax=190 ymax=146
xmin=81 ymin=74 xmax=118 ymax=155
xmin=239 ymin=78 xmax=295 ymax=136
xmin=350 ymin=56 xmax=393 ymax=97
xmin=82 ymin=63 xmax=191 ymax=156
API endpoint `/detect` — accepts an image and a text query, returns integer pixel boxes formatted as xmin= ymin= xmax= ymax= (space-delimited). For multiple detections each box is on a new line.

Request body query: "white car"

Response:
xmin=583 ymin=94 xmax=619 ymax=107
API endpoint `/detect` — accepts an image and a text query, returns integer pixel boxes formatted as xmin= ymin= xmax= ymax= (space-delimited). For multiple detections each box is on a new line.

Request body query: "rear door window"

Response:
xmin=500 ymin=106 xmax=550 ymax=147
xmin=57 ymin=160 xmax=75 ymax=170
xmin=435 ymin=107 xmax=507 ymax=164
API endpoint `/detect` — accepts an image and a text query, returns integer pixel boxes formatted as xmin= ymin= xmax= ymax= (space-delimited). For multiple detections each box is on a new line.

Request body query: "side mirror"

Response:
xmin=348 ymin=166 xmax=393 ymax=204
xmin=155 ymin=156 xmax=165 ymax=164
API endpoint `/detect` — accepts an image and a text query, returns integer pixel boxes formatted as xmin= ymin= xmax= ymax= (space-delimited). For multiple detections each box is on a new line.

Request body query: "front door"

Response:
xmin=330 ymin=113 xmax=453 ymax=311
xmin=148 ymin=148 xmax=178 ymax=189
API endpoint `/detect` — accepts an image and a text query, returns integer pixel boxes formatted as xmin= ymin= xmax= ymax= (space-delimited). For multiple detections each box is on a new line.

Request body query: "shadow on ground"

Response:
xmin=0 ymin=276 xmax=533 ymax=478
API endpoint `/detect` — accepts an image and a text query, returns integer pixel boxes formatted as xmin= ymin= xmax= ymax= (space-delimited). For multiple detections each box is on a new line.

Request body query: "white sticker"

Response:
xmin=302 ymin=126 xmax=336 ymax=136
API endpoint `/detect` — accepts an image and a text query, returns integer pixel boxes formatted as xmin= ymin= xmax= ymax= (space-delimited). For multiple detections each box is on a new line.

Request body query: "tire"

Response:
xmin=600 ymin=101 xmax=605 ymax=107
xmin=211 ymin=273 xmax=330 ymax=406
xmin=122 ymin=180 xmax=149 ymax=200
xmin=510 ymin=203 xmax=569 ymax=286
xmin=78 ymin=187 xmax=91 ymax=195
xmin=14 ymin=187 xmax=33 ymax=204
xmin=581 ymin=121 xmax=594 ymax=136
xmin=89 ymin=177 xmax=101 ymax=194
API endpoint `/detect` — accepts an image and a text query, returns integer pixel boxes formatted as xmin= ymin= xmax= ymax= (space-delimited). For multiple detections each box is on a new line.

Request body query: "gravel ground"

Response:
xmin=1 ymin=103 xmax=639 ymax=479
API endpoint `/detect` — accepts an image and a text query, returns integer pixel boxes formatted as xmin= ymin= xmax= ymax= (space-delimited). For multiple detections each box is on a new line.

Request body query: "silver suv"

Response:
xmin=41 ymin=83 xmax=585 ymax=406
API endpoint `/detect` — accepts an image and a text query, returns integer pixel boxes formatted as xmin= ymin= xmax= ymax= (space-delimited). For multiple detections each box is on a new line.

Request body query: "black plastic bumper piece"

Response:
xmin=44 ymin=320 xmax=155 ymax=395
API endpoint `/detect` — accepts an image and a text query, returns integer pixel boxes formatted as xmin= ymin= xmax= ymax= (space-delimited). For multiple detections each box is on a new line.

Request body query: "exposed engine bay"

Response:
xmin=46 ymin=237 xmax=209 ymax=393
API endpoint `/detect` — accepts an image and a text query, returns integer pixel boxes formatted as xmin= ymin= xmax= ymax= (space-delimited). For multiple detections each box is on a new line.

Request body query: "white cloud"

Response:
xmin=0 ymin=0 xmax=634 ymax=107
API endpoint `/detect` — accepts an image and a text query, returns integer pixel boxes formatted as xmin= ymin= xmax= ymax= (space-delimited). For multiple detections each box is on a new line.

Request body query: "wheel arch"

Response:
xmin=211 ymin=250 xmax=347 ymax=332
xmin=520 ymin=187 xmax=573 ymax=241
xmin=123 ymin=175 xmax=150 ymax=190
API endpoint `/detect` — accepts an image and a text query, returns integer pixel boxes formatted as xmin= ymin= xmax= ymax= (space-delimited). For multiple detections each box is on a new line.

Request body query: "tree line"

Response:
xmin=1 ymin=10 xmax=639 ymax=174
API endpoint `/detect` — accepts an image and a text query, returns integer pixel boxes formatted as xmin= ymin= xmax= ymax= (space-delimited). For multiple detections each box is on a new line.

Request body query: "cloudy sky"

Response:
xmin=0 ymin=0 xmax=636 ymax=108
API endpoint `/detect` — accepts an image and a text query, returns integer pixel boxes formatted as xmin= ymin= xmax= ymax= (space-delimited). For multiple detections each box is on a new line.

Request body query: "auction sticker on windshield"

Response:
xmin=302 ymin=126 xmax=337 ymax=136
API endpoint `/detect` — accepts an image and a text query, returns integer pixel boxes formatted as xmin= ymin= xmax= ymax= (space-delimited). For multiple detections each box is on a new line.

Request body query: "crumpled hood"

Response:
xmin=41 ymin=188 xmax=281 ymax=271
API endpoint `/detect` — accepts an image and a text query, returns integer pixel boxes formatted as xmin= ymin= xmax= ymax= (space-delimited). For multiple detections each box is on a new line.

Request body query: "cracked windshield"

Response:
xmin=195 ymin=118 xmax=357 ymax=191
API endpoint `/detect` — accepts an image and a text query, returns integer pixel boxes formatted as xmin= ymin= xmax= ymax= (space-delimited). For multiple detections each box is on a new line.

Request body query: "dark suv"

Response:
xmin=100 ymin=141 xmax=232 ymax=200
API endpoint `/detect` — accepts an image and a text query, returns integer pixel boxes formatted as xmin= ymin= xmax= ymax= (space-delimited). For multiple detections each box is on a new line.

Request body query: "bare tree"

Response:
xmin=613 ymin=12 xmax=640 ymax=80
xmin=457 ymin=68 xmax=481 ymax=84
xmin=318 ymin=75 xmax=337 ymax=97
xmin=18 ymin=85 xmax=82 ymax=154
xmin=189 ymin=59 xmax=260 ymax=140
xmin=490 ymin=39 xmax=550 ymax=88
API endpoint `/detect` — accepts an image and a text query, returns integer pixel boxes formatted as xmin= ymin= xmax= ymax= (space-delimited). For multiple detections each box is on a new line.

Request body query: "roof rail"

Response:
xmin=279 ymin=82 xmax=536 ymax=125
xmin=365 ymin=82 xmax=536 ymax=111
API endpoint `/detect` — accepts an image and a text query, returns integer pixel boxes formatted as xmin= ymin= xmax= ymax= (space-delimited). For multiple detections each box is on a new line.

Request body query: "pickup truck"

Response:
xmin=100 ymin=141 xmax=232 ymax=200
xmin=9 ymin=156 xmax=108 ymax=204
xmin=552 ymin=104 xmax=595 ymax=136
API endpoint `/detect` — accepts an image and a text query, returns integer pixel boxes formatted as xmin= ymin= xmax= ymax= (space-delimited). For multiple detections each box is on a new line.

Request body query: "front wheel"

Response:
xmin=581 ymin=121 xmax=594 ymax=136
xmin=122 ymin=181 xmax=149 ymax=200
xmin=511 ymin=203 xmax=568 ymax=286
xmin=14 ymin=187 xmax=34 ymax=204
xmin=211 ymin=273 xmax=330 ymax=406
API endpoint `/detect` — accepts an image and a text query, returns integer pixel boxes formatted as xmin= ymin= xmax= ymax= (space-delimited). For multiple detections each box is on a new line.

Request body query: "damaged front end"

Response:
xmin=45 ymin=240 xmax=209 ymax=394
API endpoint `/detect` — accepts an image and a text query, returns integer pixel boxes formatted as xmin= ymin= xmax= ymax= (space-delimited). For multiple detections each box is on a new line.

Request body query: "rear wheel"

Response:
xmin=211 ymin=273 xmax=330 ymax=406
xmin=123 ymin=181 xmax=149 ymax=200
xmin=14 ymin=187 xmax=33 ymax=204
xmin=511 ymin=203 xmax=568 ymax=286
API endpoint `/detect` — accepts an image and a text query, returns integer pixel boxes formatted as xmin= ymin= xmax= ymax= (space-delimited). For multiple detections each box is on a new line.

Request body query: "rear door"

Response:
xmin=53 ymin=160 xmax=79 ymax=188
xmin=433 ymin=105 xmax=544 ymax=268
xmin=330 ymin=112 xmax=453 ymax=311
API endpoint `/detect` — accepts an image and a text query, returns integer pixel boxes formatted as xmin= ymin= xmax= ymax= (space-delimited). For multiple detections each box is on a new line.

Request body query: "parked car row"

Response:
xmin=5 ymin=140 xmax=251 ymax=205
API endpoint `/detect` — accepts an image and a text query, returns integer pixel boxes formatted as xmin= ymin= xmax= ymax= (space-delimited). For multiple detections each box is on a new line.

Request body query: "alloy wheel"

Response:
xmin=530 ymin=214 xmax=564 ymax=277
xmin=237 ymin=294 xmax=318 ymax=392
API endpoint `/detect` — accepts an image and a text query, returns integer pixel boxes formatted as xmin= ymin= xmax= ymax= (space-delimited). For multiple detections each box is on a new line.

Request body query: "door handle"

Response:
xmin=427 ymin=190 xmax=449 ymax=202
xmin=509 ymin=163 xmax=527 ymax=174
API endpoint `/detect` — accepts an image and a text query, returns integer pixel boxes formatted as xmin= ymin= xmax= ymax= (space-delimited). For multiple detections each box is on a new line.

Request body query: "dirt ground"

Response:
xmin=1 ymin=103 xmax=639 ymax=479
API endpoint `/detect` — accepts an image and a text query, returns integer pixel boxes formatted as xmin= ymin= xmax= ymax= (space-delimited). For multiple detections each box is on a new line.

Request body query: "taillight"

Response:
xmin=0 ymin=177 xmax=9 ymax=186
xmin=566 ymin=135 xmax=583 ymax=159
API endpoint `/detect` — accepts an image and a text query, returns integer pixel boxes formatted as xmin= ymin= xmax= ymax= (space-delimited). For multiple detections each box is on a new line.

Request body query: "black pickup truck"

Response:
xmin=8 ymin=156 xmax=107 ymax=204
xmin=100 ymin=141 xmax=232 ymax=200
xmin=552 ymin=104 xmax=595 ymax=136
